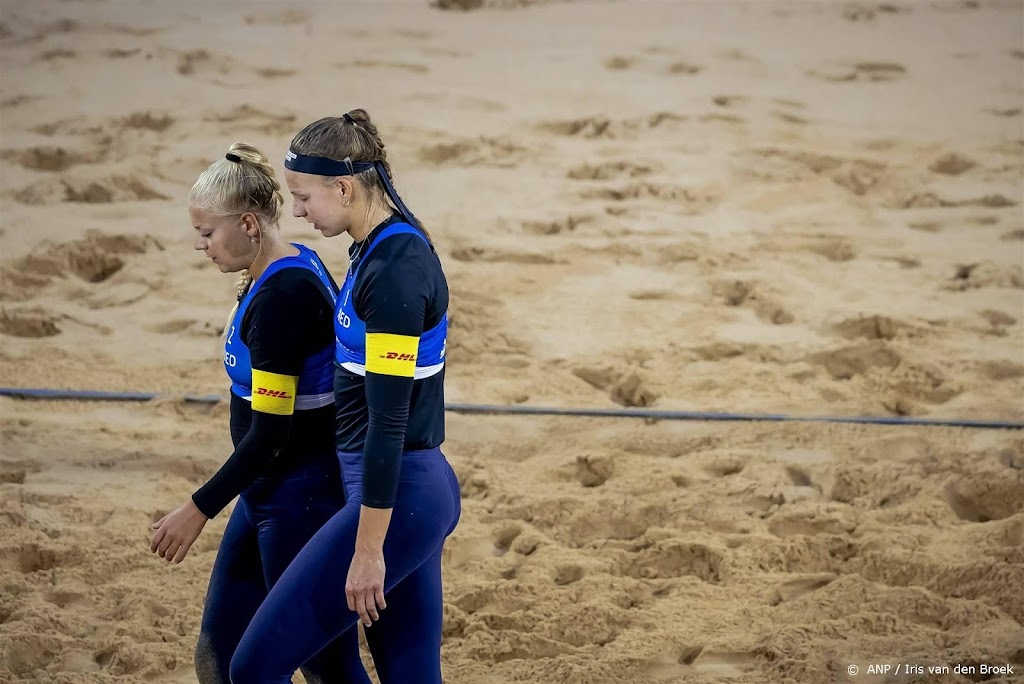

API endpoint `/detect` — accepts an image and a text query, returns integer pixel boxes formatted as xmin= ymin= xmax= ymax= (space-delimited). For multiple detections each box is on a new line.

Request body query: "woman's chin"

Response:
xmin=213 ymin=260 xmax=239 ymax=274
xmin=316 ymin=224 xmax=346 ymax=238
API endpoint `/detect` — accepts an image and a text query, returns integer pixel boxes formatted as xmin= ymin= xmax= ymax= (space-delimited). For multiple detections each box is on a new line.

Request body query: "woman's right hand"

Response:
xmin=346 ymin=548 xmax=387 ymax=627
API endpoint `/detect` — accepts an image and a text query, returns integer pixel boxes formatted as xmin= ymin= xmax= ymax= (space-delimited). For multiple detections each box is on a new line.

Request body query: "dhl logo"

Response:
xmin=380 ymin=352 xmax=416 ymax=362
xmin=255 ymin=388 xmax=293 ymax=398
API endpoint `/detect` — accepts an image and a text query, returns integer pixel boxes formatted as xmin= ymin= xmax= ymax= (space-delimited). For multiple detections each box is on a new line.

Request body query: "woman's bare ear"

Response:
xmin=240 ymin=212 xmax=261 ymax=239
xmin=335 ymin=177 xmax=355 ymax=204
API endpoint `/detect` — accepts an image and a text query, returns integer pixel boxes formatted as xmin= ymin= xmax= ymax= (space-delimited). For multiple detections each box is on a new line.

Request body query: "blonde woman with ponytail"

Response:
xmin=149 ymin=143 xmax=371 ymax=684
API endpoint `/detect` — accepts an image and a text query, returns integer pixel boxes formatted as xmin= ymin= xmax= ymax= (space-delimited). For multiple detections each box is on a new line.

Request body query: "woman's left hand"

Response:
xmin=346 ymin=549 xmax=387 ymax=627
xmin=150 ymin=499 xmax=208 ymax=564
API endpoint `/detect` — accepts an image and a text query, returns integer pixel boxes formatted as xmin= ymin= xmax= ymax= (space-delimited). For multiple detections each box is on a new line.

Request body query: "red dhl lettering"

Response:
xmin=255 ymin=388 xmax=293 ymax=398
xmin=380 ymin=352 xmax=416 ymax=362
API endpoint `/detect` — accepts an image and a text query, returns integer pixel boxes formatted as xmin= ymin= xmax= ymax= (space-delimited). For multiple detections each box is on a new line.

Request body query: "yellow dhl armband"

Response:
xmin=251 ymin=369 xmax=299 ymax=415
xmin=366 ymin=333 xmax=419 ymax=378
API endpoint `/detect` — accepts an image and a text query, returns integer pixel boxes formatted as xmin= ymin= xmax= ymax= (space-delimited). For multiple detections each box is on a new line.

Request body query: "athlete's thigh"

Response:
xmin=231 ymin=502 xmax=365 ymax=681
xmin=251 ymin=470 xmax=344 ymax=585
xmin=364 ymin=547 xmax=444 ymax=684
xmin=249 ymin=474 xmax=371 ymax=683
xmin=195 ymin=501 xmax=266 ymax=682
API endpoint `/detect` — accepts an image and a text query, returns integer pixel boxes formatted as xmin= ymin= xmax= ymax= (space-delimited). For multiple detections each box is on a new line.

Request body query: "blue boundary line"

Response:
xmin=2 ymin=387 xmax=1021 ymax=430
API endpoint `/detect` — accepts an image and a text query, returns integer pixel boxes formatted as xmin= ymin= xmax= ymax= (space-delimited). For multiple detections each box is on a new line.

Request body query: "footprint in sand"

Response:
xmin=538 ymin=112 xmax=688 ymax=140
xmin=892 ymin=192 xmax=1016 ymax=209
xmin=628 ymin=289 xmax=674 ymax=301
xmin=945 ymin=262 xmax=1024 ymax=291
xmin=38 ymin=48 xmax=76 ymax=61
xmin=703 ymin=456 xmax=746 ymax=478
xmin=833 ymin=314 xmax=916 ymax=341
xmin=809 ymin=341 xmax=902 ymax=380
xmin=3 ymin=18 xmax=76 ymax=44
xmin=521 ymin=214 xmax=594 ymax=235
xmin=574 ymin=454 xmax=614 ymax=487
xmin=969 ymin=215 xmax=999 ymax=226
xmin=977 ymin=360 xmax=1024 ymax=381
xmin=767 ymin=512 xmax=853 ymax=538
xmin=928 ymin=152 xmax=977 ymax=175
xmin=145 ymin=318 xmax=221 ymax=337
xmin=1 ymin=94 xmax=44 ymax=109
xmin=1 ymin=232 xmax=158 ymax=301
xmin=553 ymin=563 xmax=585 ymax=586
xmin=244 ymin=8 xmax=310 ymax=25
xmin=712 ymin=94 xmax=748 ymax=108
xmin=175 ymin=48 xmax=237 ymax=78
xmin=698 ymin=113 xmax=745 ymax=125
xmin=710 ymin=279 xmax=795 ymax=325
xmin=755 ymin=148 xmax=888 ymax=197
xmin=45 ymin=590 xmax=88 ymax=610
xmin=810 ymin=61 xmax=907 ymax=82
xmin=795 ymin=235 xmax=858 ymax=262
xmin=101 ymin=48 xmax=142 ymax=59
xmin=566 ymin=161 xmax=654 ymax=180
xmin=4 ymin=543 xmax=62 ymax=574
xmin=624 ymin=540 xmax=724 ymax=583
xmin=492 ymin=523 xmax=522 ymax=557
xmin=667 ymin=60 xmax=703 ymax=75
xmin=13 ymin=175 xmax=169 ymax=206
xmin=3 ymin=634 xmax=65 ymax=675
xmin=103 ymin=21 xmax=165 ymax=37
xmin=450 ymin=246 xmax=557 ymax=265
xmin=645 ymin=646 xmax=704 ymax=681
xmin=774 ymin=111 xmax=812 ymax=125
xmin=572 ymin=365 xmax=659 ymax=408
xmin=203 ymin=105 xmax=296 ymax=135
xmin=92 ymin=643 xmax=149 ymax=676
xmin=417 ymin=136 xmax=525 ymax=167
xmin=769 ymin=575 xmax=836 ymax=605
xmin=0 ymin=308 xmax=62 ymax=338
xmin=0 ymin=458 xmax=37 ymax=484
xmin=717 ymin=49 xmax=758 ymax=62
xmin=945 ymin=478 xmax=1024 ymax=523
xmin=336 ymin=60 xmax=428 ymax=75
xmin=604 ymin=56 xmax=637 ymax=70
xmin=581 ymin=182 xmax=718 ymax=215
xmin=841 ymin=3 xmax=910 ymax=21
xmin=122 ymin=112 xmax=175 ymax=132
xmin=1 ymin=146 xmax=104 ymax=172
xmin=978 ymin=309 xmax=1016 ymax=332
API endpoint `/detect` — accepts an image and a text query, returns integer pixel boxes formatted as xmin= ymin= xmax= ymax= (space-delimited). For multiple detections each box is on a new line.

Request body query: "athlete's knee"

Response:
xmin=194 ymin=631 xmax=227 ymax=684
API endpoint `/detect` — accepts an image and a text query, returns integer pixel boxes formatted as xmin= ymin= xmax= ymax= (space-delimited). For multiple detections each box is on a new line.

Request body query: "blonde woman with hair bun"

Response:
xmin=149 ymin=143 xmax=371 ymax=683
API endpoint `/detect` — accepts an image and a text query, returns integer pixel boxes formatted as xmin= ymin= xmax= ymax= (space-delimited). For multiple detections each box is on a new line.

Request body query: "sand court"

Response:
xmin=1 ymin=1 xmax=1023 ymax=682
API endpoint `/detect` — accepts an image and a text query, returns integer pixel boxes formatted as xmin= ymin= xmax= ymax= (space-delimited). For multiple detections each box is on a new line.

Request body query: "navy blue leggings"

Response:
xmin=195 ymin=458 xmax=371 ymax=684
xmin=230 ymin=448 xmax=461 ymax=684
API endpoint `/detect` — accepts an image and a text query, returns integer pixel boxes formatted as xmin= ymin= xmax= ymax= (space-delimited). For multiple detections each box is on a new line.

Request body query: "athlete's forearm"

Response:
xmin=192 ymin=411 xmax=292 ymax=518
xmin=355 ymin=505 xmax=393 ymax=551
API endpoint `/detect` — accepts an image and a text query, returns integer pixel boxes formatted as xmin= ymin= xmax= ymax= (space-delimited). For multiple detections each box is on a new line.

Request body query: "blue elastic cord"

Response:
xmin=2 ymin=388 xmax=1022 ymax=430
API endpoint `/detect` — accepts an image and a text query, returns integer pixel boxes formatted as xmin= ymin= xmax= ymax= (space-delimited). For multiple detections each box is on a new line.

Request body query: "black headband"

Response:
xmin=284 ymin=150 xmax=370 ymax=176
xmin=284 ymin=150 xmax=424 ymax=232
